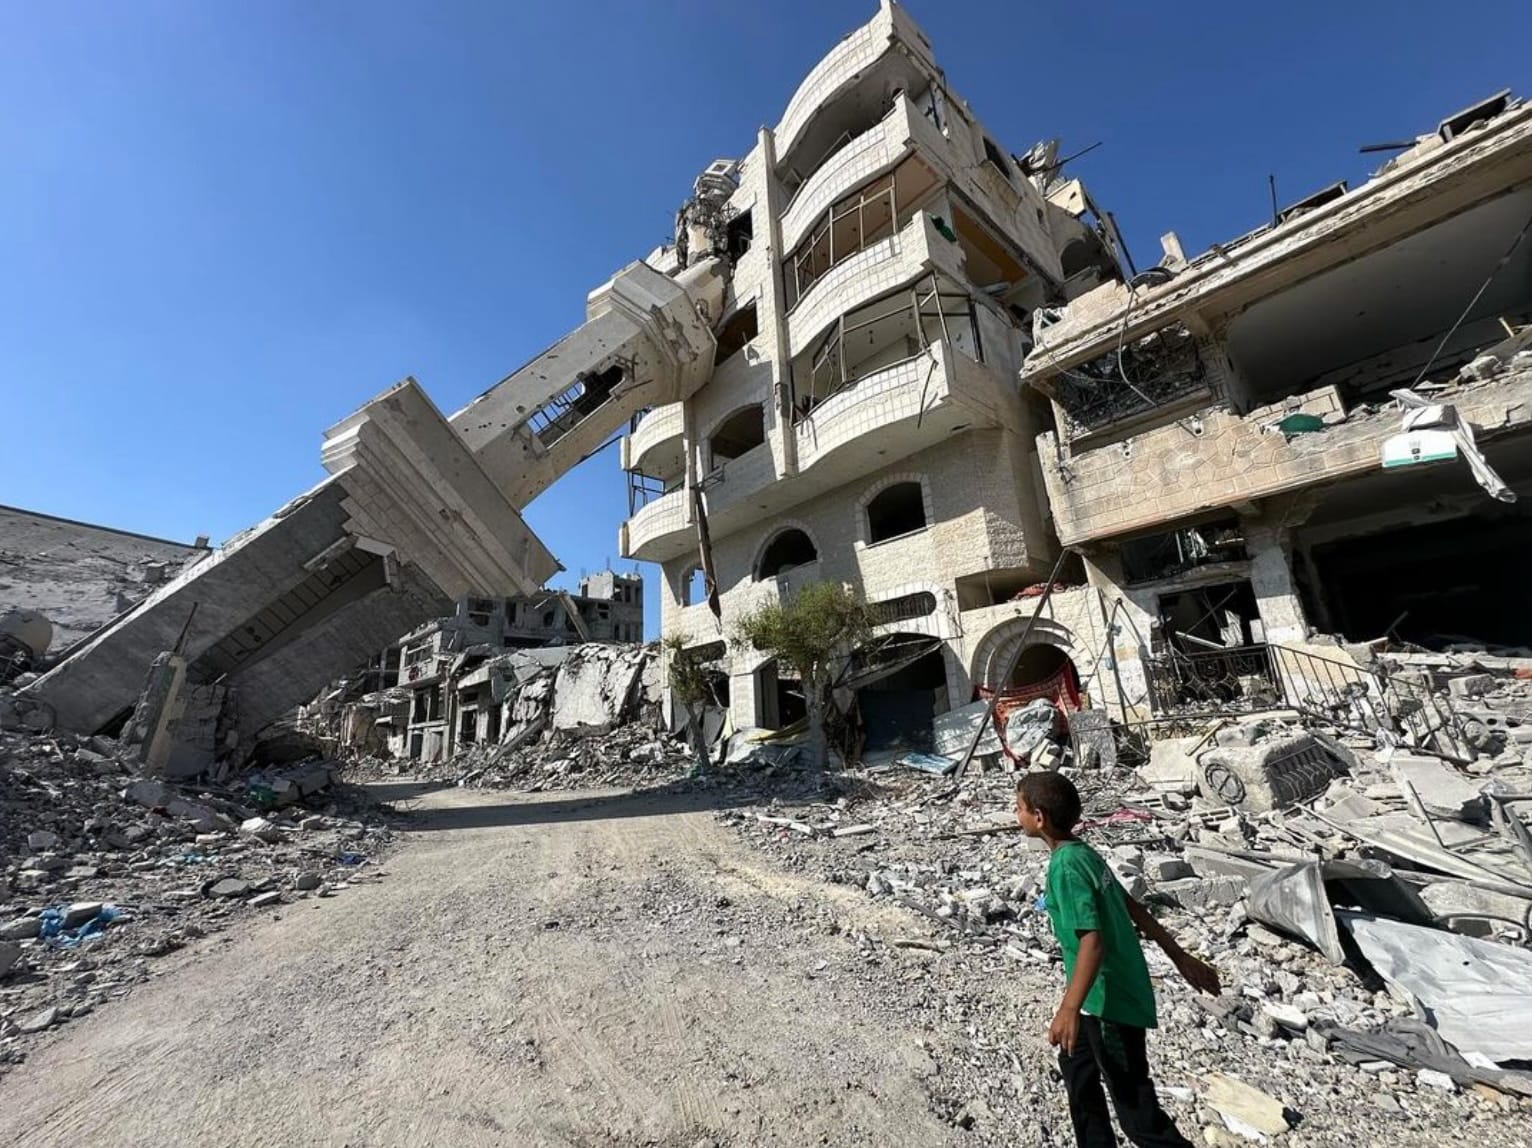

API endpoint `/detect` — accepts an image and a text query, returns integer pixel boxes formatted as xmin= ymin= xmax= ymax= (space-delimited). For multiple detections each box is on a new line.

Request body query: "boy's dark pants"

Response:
xmin=1058 ymin=1016 xmax=1193 ymax=1147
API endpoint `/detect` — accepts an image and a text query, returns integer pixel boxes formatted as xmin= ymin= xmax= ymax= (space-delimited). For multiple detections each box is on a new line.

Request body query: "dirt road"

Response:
xmin=0 ymin=782 xmax=976 ymax=1147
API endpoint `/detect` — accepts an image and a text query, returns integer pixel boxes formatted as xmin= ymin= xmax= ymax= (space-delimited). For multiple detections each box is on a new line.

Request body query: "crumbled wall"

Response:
xmin=0 ymin=506 xmax=208 ymax=653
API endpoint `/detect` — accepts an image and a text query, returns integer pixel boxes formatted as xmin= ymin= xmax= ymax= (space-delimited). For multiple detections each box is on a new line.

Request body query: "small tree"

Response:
xmin=662 ymin=633 xmax=714 ymax=773
xmin=734 ymin=581 xmax=871 ymax=769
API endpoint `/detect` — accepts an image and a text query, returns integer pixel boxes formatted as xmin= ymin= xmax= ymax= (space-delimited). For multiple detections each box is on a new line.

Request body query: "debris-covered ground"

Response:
xmin=315 ymin=647 xmax=1532 ymax=1143
xmin=0 ymin=705 xmax=395 ymax=1074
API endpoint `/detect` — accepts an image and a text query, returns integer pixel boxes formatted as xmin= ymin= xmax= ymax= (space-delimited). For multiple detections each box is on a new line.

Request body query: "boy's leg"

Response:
xmin=1058 ymin=1016 xmax=1117 ymax=1147
xmin=1082 ymin=1020 xmax=1194 ymax=1148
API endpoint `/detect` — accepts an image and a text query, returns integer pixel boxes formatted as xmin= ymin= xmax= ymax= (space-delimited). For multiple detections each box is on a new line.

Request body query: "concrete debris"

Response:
xmin=1201 ymin=1072 xmax=1291 ymax=1139
xmin=1 ymin=704 xmax=395 ymax=1069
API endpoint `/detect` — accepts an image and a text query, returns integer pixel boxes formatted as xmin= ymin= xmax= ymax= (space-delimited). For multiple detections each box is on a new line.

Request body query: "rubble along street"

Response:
xmin=0 ymin=704 xmax=397 ymax=1075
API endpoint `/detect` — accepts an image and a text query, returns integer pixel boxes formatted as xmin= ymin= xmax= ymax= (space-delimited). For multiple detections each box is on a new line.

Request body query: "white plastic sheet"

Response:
xmin=1339 ymin=910 xmax=1532 ymax=1064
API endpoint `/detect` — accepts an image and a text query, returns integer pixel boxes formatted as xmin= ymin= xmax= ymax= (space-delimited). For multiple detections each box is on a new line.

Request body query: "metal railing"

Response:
xmin=1138 ymin=642 xmax=1468 ymax=760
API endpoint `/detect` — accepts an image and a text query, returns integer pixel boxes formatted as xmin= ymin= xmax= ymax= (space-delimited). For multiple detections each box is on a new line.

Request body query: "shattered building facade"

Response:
xmin=622 ymin=1 xmax=1126 ymax=746
xmin=1025 ymin=88 xmax=1532 ymax=721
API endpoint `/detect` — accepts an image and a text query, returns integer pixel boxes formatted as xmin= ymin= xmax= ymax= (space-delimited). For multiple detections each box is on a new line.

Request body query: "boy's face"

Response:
xmin=1015 ymin=793 xmax=1046 ymax=838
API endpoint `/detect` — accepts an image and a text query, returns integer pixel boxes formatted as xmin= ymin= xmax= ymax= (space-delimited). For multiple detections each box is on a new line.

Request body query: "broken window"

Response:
xmin=782 ymin=152 xmax=942 ymax=309
xmin=528 ymin=364 xmax=625 ymax=448
xmin=757 ymin=528 xmax=818 ymax=580
xmin=1120 ymin=518 xmax=1248 ymax=585
xmin=1049 ymin=323 xmax=1207 ymax=438
xmin=708 ymin=405 xmax=766 ymax=466
xmin=1147 ymin=581 xmax=1279 ymax=712
xmin=714 ymin=302 xmax=759 ymax=366
xmin=869 ymin=591 xmax=938 ymax=625
xmin=726 ymin=210 xmax=753 ymax=263
xmin=866 ymin=482 xmax=927 ymax=543
xmin=792 ymin=272 xmax=978 ymax=418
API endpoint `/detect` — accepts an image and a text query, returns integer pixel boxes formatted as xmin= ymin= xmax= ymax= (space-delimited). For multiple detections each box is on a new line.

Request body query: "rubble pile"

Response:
xmin=357 ymin=721 xmax=700 ymax=792
xmin=708 ymin=662 xmax=1532 ymax=1140
xmin=0 ymin=709 xmax=395 ymax=1072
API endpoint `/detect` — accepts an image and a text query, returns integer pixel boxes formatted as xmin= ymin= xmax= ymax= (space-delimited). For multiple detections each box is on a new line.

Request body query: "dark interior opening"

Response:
xmin=715 ymin=302 xmax=760 ymax=365
xmin=1306 ymin=511 xmax=1532 ymax=649
xmin=866 ymin=481 xmax=927 ymax=543
xmin=726 ymin=210 xmax=754 ymax=263
xmin=858 ymin=642 xmax=949 ymax=751
xmin=709 ymin=405 xmax=766 ymax=464
xmin=1157 ymin=581 xmax=1261 ymax=652
xmin=1008 ymin=643 xmax=1074 ymax=687
xmin=1120 ymin=518 xmax=1248 ymax=584
xmin=758 ymin=529 xmax=818 ymax=579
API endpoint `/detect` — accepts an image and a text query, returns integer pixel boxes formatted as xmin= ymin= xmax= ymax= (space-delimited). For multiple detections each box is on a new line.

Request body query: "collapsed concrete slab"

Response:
xmin=19 ymin=259 xmax=725 ymax=762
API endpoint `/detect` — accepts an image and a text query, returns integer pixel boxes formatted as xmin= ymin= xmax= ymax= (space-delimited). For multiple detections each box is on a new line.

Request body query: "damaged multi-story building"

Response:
xmin=621 ymin=0 xmax=1126 ymax=748
xmin=1023 ymin=88 xmax=1532 ymax=721
xmin=11 ymin=1 xmax=1530 ymax=771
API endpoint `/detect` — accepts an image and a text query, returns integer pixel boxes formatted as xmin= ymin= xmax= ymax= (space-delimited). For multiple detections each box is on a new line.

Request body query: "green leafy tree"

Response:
xmin=662 ymin=633 xmax=715 ymax=773
xmin=734 ymin=582 xmax=871 ymax=768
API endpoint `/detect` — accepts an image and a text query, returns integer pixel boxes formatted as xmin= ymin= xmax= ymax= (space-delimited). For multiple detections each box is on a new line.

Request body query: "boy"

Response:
xmin=1017 ymin=771 xmax=1221 ymax=1148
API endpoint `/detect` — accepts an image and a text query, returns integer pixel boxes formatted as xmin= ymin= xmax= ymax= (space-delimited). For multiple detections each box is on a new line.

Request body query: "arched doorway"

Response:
xmin=970 ymin=618 xmax=1083 ymax=711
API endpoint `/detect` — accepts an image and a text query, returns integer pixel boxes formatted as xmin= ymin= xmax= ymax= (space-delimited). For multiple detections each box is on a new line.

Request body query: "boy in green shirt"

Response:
xmin=1017 ymin=771 xmax=1221 ymax=1147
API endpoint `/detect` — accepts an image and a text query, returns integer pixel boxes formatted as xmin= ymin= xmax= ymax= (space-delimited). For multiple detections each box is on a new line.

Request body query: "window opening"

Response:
xmin=1121 ymin=519 xmax=1248 ymax=585
xmin=709 ymin=405 xmax=766 ymax=466
xmin=726 ymin=210 xmax=753 ymax=263
xmin=792 ymin=272 xmax=978 ymax=419
xmin=682 ymin=566 xmax=707 ymax=607
xmin=529 ymin=363 xmax=625 ymax=448
xmin=757 ymin=529 xmax=818 ymax=579
xmin=714 ymin=303 xmax=759 ymax=365
xmin=866 ymin=482 xmax=927 ymax=543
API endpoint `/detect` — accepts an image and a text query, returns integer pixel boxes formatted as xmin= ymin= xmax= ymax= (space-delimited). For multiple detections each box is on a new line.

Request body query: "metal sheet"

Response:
xmin=1340 ymin=909 xmax=1532 ymax=1064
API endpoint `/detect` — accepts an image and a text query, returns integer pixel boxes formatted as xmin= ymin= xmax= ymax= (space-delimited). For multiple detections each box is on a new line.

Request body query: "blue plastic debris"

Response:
xmin=40 ymin=905 xmax=122 ymax=949
xmin=335 ymin=852 xmax=366 ymax=866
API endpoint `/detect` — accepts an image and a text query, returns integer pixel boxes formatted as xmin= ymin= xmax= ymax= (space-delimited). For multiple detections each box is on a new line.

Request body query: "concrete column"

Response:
xmin=1244 ymin=523 xmax=1310 ymax=646
xmin=1081 ymin=548 xmax=1154 ymax=718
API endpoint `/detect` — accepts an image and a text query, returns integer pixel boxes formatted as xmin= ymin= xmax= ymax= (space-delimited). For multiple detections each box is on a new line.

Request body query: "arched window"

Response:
xmin=866 ymin=481 xmax=927 ymax=543
xmin=757 ymin=528 xmax=818 ymax=580
xmin=709 ymin=405 xmax=766 ymax=466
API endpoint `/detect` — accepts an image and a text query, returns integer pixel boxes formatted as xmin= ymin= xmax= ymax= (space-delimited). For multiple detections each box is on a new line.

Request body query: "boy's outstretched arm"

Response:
xmin=1049 ymin=930 xmax=1103 ymax=1055
xmin=1125 ymin=896 xmax=1222 ymax=996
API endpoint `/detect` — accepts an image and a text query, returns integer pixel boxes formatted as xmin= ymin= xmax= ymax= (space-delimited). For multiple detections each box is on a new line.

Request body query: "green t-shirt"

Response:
xmin=1043 ymin=840 xmax=1158 ymax=1029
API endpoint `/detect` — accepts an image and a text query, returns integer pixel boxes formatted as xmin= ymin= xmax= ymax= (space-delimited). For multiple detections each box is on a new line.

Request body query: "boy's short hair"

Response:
xmin=1017 ymin=770 xmax=1082 ymax=831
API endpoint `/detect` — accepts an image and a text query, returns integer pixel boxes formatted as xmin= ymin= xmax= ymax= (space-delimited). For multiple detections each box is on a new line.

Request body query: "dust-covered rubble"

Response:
xmin=0 ymin=710 xmax=396 ymax=1073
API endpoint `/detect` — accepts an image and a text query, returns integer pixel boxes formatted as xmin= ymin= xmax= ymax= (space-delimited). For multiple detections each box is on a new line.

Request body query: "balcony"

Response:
xmin=780 ymin=93 xmax=953 ymax=256
xmin=619 ymin=486 xmax=692 ymax=563
xmin=773 ymin=4 xmax=935 ymax=183
xmin=795 ymin=339 xmax=1012 ymax=473
xmin=787 ymin=210 xmax=966 ymax=359
xmin=622 ymin=403 xmax=686 ymax=480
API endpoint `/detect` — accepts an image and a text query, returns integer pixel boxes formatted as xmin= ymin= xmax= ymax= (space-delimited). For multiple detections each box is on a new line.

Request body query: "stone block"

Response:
xmin=1391 ymin=754 xmax=1484 ymax=821
xmin=0 ymin=916 xmax=42 ymax=940
xmin=1154 ymin=875 xmax=1247 ymax=909
xmin=0 ymin=940 xmax=19 ymax=979
xmin=1140 ymin=735 xmax=1200 ymax=791
xmin=1198 ymin=733 xmax=1340 ymax=812
xmin=1448 ymin=673 xmax=1496 ymax=699
xmin=1182 ymin=848 xmax=1277 ymax=882
xmin=1144 ymin=854 xmax=1194 ymax=882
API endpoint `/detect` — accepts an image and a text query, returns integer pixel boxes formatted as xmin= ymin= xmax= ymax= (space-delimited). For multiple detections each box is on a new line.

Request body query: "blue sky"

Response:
xmin=4 ymin=0 xmax=1528 ymax=636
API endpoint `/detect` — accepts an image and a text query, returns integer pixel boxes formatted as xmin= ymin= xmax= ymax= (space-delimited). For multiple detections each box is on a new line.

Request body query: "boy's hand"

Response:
xmin=1048 ymin=1003 xmax=1082 ymax=1054
xmin=1175 ymin=952 xmax=1221 ymax=996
